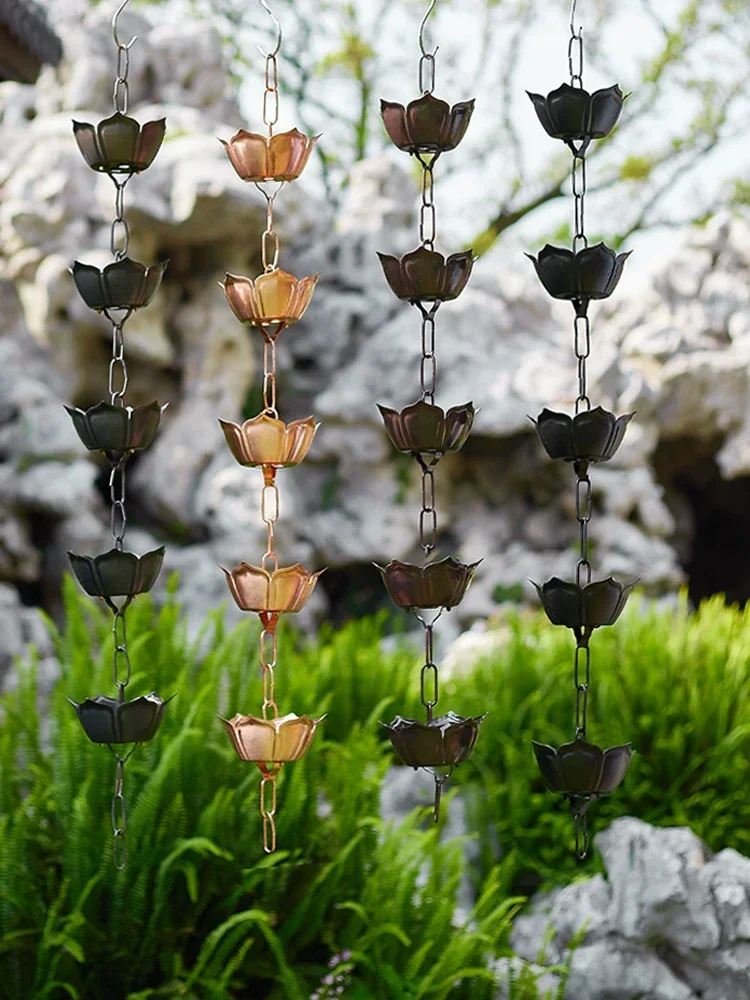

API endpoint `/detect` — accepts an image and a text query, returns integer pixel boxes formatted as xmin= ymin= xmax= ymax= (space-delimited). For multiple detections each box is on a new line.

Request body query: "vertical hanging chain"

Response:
xmin=259 ymin=765 xmax=279 ymax=853
xmin=111 ymin=755 xmax=127 ymax=870
xmin=262 ymin=336 xmax=279 ymax=414
xmin=417 ymin=612 xmax=442 ymax=721
xmin=259 ymin=187 xmax=280 ymax=273
xmin=108 ymin=319 xmax=129 ymax=405
xmin=260 ymin=471 xmax=280 ymax=574
xmin=418 ymin=0 xmax=438 ymax=95
xmin=109 ymin=457 xmax=128 ymax=552
xmin=112 ymin=607 xmax=132 ymax=699
xmin=111 ymin=178 xmax=131 ymax=260
xmin=263 ymin=52 xmax=279 ymax=137
xmin=112 ymin=18 xmax=133 ymax=114
xmin=418 ymin=456 xmax=438 ymax=557
xmin=418 ymin=302 xmax=438 ymax=405
xmin=568 ymin=0 xmax=584 ymax=89
xmin=574 ymin=638 xmax=590 ymax=738
xmin=419 ymin=160 xmax=437 ymax=250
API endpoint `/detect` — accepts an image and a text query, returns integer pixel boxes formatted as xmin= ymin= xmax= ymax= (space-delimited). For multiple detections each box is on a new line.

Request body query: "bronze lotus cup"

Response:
xmin=376 ymin=557 xmax=480 ymax=611
xmin=381 ymin=94 xmax=475 ymax=154
xmin=532 ymin=407 xmax=633 ymax=465
xmin=220 ymin=712 xmax=324 ymax=763
xmin=527 ymin=83 xmax=624 ymax=154
xmin=377 ymin=247 xmax=474 ymax=302
xmin=533 ymin=738 xmax=633 ymax=797
xmin=526 ymin=243 xmax=630 ymax=313
xmin=68 ymin=547 xmax=165 ymax=603
xmin=220 ymin=127 xmax=319 ymax=182
xmin=222 ymin=562 xmax=324 ymax=614
xmin=533 ymin=577 xmax=635 ymax=633
xmin=72 ymin=258 xmax=168 ymax=313
xmin=383 ymin=712 xmax=485 ymax=769
xmin=378 ymin=400 xmax=474 ymax=459
xmin=221 ymin=269 xmax=319 ymax=328
xmin=220 ymin=413 xmax=318 ymax=468
xmin=70 ymin=692 xmax=172 ymax=744
xmin=65 ymin=401 xmax=167 ymax=456
xmin=73 ymin=112 xmax=166 ymax=175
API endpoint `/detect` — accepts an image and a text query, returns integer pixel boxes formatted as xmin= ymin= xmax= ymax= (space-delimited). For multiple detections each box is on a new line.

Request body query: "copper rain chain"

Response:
xmin=63 ymin=0 xmax=637 ymax=866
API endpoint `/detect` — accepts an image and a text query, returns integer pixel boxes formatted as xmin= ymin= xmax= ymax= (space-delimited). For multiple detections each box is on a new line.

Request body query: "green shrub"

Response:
xmin=0 ymin=579 xmax=520 ymax=1000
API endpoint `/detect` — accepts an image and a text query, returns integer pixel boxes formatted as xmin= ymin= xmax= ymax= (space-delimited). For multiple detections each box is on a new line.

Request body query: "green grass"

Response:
xmin=2 ymin=579 xmax=749 ymax=998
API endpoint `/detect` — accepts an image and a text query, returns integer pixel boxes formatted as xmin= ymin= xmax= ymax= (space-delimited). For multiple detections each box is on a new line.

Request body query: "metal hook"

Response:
xmin=112 ymin=0 xmax=137 ymax=50
xmin=569 ymin=0 xmax=583 ymax=38
xmin=419 ymin=0 xmax=439 ymax=58
xmin=257 ymin=0 xmax=282 ymax=59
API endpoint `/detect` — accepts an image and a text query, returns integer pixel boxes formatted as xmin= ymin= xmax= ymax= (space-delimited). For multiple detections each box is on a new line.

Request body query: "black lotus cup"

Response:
xmin=68 ymin=547 xmax=165 ymax=601
xmin=378 ymin=400 xmax=474 ymax=458
xmin=534 ymin=577 xmax=634 ymax=632
xmin=70 ymin=692 xmax=172 ymax=744
xmin=527 ymin=243 xmax=630 ymax=313
xmin=375 ymin=556 xmax=480 ymax=611
xmin=533 ymin=407 xmax=633 ymax=464
xmin=73 ymin=112 xmax=166 ymax=175
xmin=377 ymin=247 xmax=474 ymax=302
xmin=384 ymin=711 xmax=485 ymax=768
xmin=65 ymin=401 xmax=167 ymax=456
xmin=533 ymin=738 xmax=633 ymax=796
xmin=381 ymin=94 xmax=475 ymax=154
xmin=527 ymin=83 xmax=624 ymax=153
xmin=72 ymin=258 xmax=168 ymax=313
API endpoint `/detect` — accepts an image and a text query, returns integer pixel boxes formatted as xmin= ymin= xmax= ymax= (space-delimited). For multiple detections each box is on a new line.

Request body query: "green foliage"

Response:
xmin=0 ymin=580 xmax=517 ymax=999
xmin=3 ymin=582 xmax=750 ymax=996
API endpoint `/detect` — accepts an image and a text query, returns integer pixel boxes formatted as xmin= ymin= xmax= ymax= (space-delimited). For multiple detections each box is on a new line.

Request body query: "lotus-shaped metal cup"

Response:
xmin=381 ymin=94 xmax=475 ymax=154
xmin=533 ymin=577 xmax=634 ymax=632
xmin=532 ymin=407 xmax=633 ymax=464
xmin=220 ymin=127 xmax=319 ymax=182
xmin=65 ymin=401 xmax=167 ymax=455
xmin=383 ymin=712 xmax=485 ymax=769
xmin=70 ymin=692 xmax=172 ymax=744
xmin=533 ymin=738 xmax=633 ymax=797
xmin=72 ymin=112 xmax=166 ymax=174
xmin=219 ymin=413 xmax=319 ymax=468
xmin=527 ymin=83 xmax=624 ymax=153
xmin=376 ymin=557 xmax=480 ymax=611
xmin=378 ymin=400 xmax=474 ymax=458
xmin=222 ymin=562 xmax=324 ymax=614
xmin=221 ymin=269 xmax=319 ymax=328
xmin=68 ymin=547 xmax=165 ymax=600
xmin=220 ymin=712 xmax=324 ymax=763
xmin=72 ymin=258 xmax=168 ymax=313
xmin=377 ymin=247 xmax=474 ymax=302
xmin=526 ymin=244 xmax=630 ymax=312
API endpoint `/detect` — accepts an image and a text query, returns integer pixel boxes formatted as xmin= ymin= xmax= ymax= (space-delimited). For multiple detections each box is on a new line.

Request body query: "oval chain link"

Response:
xmin=111 ymin=756 xmax=127 ymax=870
xmin=419 ymin=162 xmax=436 ymax=250
xmin=260 ymin=771 xmax=278 ymax=853
xmin=262 ymin=337 xmax=278 ymax=415
xmin=263 ymin=53 xmax=279 ymax=135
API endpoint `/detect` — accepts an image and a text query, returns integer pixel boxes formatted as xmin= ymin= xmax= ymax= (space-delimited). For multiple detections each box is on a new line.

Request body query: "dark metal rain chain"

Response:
xmin=527 ymin=0 xmax=635 ymax=859
xmin=65 ymin=0 xmax=171 ymax=869
xmin=217 ymin=0 xmax=325 ymax=854
xmin=376 ymin=0 xmax=485 ymax=824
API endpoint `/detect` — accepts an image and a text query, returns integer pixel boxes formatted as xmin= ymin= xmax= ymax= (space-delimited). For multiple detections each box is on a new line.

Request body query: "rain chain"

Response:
xmin=217 ymin=0 xmax=324 ymax=854
xmin=65 ymin=0 xmax=171 ymax=869
xmin=527 ymin=0 xmax=635 ymax=858
xmin=376 ymin=0 xmax=485 ymax=823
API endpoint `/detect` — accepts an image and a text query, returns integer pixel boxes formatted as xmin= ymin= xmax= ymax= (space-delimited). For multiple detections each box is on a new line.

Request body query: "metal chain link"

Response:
xmin=109 ymin=458 xmax=128 ymax=552
xmin=112 ymin=608 xmax=132 ymax=696
xmin=260 ymin=475 xmax=279 ymax=573
xmin=420 ymin=621 xmax=439 ymax=721
xmin=574 ymin=641 xmax=590 ymax=737
xmin=260 ymin=769 xmax=278 ymax=853
xmin=263 ymin=53 xmax=279 ymax=136
xmin=113 ymin=32 xmax=132 ymax=113
xmin=111 ymin=178 xmax=131 ymax=259
xmin=259 ymin=624 xmax=279 ymax=721
xmin=262 ymin=337 xmax=278 ymax=415
xmin=111 ymin=755 xmax=127 ymax=869
xmin=575 ymin=469 xmax=592 ymax=587
xmin=574 ymin=805 xmax=589 ymax=860
xmin=260 ymin=188 xmax=280 ymax=273
xmin=572 ymin=154 xmax=588 ymax=253
xmin=419 ymin=465 xmax=438 ymax=557
xmin=419 ymin=161 xmax=437 ymax=250
xmin=568 ymin=0 xmax=584 ymax=89
xmin=418 ymin=302 xmax=438 ymax=404
xmin=108 ymin=320 xmax=129 ymax=404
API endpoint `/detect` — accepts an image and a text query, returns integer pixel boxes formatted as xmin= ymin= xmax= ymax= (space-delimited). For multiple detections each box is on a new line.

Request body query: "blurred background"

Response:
xmin=0 ymin=0 xmax=749 ymax=677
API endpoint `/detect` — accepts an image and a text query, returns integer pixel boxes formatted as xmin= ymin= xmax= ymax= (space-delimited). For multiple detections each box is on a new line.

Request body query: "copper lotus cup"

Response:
xmin=70 ymin=692 xmax=172 ymax=744
xmin=381 ymin=94 xmax=474 ymax=154
xmin=378 ymin=400 xmax=474 ymax=458
xmin=383 ymin=712 xmax=485 ymax=769
xmin=533 ymin=577 xmax=635 ymax=632
xmin=220 ymin=413 xmax=319 ymax=468
xmin=221 ymin=269 xmax=319 ymax=328
xmin=73 ymin=112 xmax=166 ymax=174
xmin=72 ymin=258 xmax=168 ymax=313
xmin=220 ymin=127 xmax=319 ymax=182
xmin=222 ymin=562 xmax=324 ymax=614
xmin=532 ymin=407 xmax=633 ymax=465
xmin=533 ymin=738 xmax=633 ymax=797
xmin=376 ymin=557 xmax=479 ymax=611
xmin=220 ymin=712 xmax=324 ymax=763
xmin=65 ymin=401 xmax=167 ymax=456
xmin=68 ymin=547 xmax=165 ymax=600
xmin=377 ymin=247 xmax=474 ymax=302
